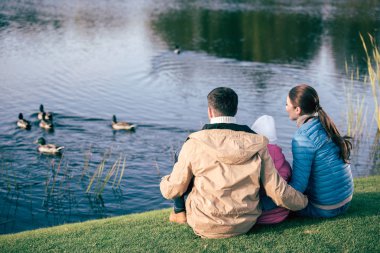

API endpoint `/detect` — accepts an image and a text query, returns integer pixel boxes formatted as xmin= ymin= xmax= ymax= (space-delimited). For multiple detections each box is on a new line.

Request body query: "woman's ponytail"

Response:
xmin=317 ymin=108 xmax=352 ymax=163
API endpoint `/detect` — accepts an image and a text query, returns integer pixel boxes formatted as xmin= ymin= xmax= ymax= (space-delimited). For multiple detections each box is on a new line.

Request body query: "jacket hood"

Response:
xmin=189 ymin=129 xmax=268 ymax=165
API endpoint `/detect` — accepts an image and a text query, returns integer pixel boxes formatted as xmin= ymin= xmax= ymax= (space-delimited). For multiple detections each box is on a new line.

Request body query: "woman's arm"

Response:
xmin=289 ymin=133 xmax=316 ymax=193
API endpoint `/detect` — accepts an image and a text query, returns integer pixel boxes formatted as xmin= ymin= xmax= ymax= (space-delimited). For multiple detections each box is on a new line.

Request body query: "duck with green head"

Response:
xmin=35 ymin=137 xmax=64 ymax=154
xmin=112 ymin=115 xmax=136 ymax=131
xmin=39 ymin=112 xmax=54 ymax=130
xmin=38 ymin=104 xmax=52 ymax=120
xmin=17 ymin=113 xmax=31 ymax=129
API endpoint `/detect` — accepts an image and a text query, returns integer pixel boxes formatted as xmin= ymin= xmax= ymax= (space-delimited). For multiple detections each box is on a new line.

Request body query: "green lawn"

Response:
xmin=1 ymin=176 xmax=379 ymax=253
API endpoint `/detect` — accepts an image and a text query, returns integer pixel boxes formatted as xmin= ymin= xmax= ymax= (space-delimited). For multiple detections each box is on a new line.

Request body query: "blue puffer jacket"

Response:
xmin=289 ymin=118 xmax=353 ymax=206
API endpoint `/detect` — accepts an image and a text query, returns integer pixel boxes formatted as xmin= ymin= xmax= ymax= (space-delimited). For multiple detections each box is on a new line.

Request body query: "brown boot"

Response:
xmin=169 ymin=210 xmax=187 ymax=224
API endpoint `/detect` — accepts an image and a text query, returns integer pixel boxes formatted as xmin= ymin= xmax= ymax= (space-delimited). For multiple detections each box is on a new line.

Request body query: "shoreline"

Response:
xmin=1 ymin=175 xmax=379 ymax=252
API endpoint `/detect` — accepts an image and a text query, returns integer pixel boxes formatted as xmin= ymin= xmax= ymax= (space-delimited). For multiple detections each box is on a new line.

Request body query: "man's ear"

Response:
xmin=208 ymin=106 xmax=213 ymax=119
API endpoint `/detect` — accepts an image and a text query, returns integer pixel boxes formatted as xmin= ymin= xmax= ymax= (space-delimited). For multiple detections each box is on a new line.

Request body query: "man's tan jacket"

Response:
xmin=160 ymin=128 xmax=308 ymax=239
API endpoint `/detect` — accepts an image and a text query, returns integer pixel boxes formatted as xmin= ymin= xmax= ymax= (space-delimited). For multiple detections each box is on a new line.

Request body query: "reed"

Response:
xmin=154 ymin=160 xmax=161 ymax=176
xmin=44 ymin=168 xmax=51 ymax=195
xmin=116 ymin=156 xmax=126 ymax=188
xmin=59 ymin=162 xmax=69 ymax=195
xmin=344 ymin=69 xmax=368 ymax=141
xmin=170 ymin=144 xmax=176 ymax=164
xmin=97 ymin=158 xmax=119 ymax=196
xmin=49 ymin=156 xmax=63 ymax=196
xmin=360 ymin=33 xmax=380 ymax=131
xmin=0 ymin=157 xmax=2 ymax=179
xmin=343 ymin=53 xmax=369 ymax=147
xmin=86 ymin=152 xmax=126 ymax=195
xmin=368 ymin=130 xmax=380 ymax=173
xmin=86 ymin=159 xmax=105 ymax=193
xmin=81 ymin=147 xmax=93 ymax=180
xmin=111 ymin=155 xmax=122 ymax=188
xmin=6 ymin=164 xmax=11 ymax=192
xmin=1 ymin=158 xmax=12 ymax=192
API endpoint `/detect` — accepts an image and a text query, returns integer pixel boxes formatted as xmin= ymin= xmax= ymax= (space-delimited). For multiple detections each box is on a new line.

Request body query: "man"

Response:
xmin=160 ymin=87 xmax=308 ymax=239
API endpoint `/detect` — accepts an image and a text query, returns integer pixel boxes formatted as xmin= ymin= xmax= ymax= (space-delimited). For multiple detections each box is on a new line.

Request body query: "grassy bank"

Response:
xmin=1 ymin=176 xmax=379 ymax=253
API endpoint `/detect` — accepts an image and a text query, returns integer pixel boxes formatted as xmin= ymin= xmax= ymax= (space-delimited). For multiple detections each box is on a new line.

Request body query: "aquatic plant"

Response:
xmin=154 ymin=160 xmax=161 ymax=176
xmin=116 ymin=156 xmax=126 ymax=189
xmin=86 ymin=158 xmax=105 ymax=194
xmin=81 ymin=147 xmax=93 ymax=180
xmin=0 ymin=158 xmax=19 ymax=193
xmin=49 ymin=156 xmax=64 ymax=196
xmin=86 ymin=153 xmax=127 ymax=196
xmin=360 ymin=33 xmax=380 ymax=131
xmin=97 ymin=158 xmax=119 ymax=195
xmin=344 ymin=61 xmax=368 ymax=141
xmin=111 ymin=155 xmax=122 ymax=188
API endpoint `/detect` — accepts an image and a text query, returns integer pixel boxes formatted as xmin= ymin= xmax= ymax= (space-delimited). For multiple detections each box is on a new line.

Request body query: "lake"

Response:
xmin=0 ymin=0 xmax=379 ymax=234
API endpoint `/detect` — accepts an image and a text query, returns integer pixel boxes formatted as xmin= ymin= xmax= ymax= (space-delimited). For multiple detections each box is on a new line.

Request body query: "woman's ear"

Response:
xmin=295 ymin=106 xmax=301 ymax=116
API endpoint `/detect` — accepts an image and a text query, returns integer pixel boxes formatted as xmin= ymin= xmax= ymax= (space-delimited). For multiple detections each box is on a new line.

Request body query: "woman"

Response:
xmin=286 ymin=84 xmax=353 ymax=218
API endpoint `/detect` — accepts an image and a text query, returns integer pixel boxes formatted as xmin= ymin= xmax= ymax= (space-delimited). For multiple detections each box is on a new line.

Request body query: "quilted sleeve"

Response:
xmin=289 ymin=132 xmax=316 ymax=193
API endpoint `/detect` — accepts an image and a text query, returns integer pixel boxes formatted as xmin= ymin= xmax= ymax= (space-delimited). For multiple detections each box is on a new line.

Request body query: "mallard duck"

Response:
xmin=112 ymin=115 xmax=136 ymax=131
xmin=38 ymin=104 xmax=52 ymax=120
xmin=17 ymin=113 xmax=31 ymax=129
xmin=35 ymin=137 xmax=64 ymax=154
xmin=39 ymin=112 xmax=54 ymax=130
xmin=174 ymin=45 xmax=181 ymax=54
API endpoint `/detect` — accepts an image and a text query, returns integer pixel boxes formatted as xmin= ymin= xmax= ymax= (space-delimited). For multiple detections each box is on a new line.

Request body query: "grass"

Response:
xmin=0 ymin=176 xmax=379 ymax=253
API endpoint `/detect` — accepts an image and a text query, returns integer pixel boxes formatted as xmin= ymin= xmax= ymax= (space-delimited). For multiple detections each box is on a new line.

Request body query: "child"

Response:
xmin=251 ymin=115 xmax=292 ymax=224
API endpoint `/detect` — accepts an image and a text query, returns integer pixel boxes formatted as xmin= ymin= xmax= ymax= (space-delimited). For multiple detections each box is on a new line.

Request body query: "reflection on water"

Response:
xmin=153 ymin=8 xmax=323 ymax=63
xmin=0 ymin=0 xmax=379 ymax=234
xmin=152 ymin=1 xmax=380 ymax=70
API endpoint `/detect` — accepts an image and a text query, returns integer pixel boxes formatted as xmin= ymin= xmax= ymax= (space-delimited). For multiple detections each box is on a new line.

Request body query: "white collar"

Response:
xmin=210 ymin=116 xmax=237 ymax=124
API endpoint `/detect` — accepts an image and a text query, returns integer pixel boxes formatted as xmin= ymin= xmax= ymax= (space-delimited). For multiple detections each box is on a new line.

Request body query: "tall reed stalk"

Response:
xmin=112 ymin=155 xmax=122 ymax=188
xmin=86 ymin=153 xmax=126 ymax=195
xmin=154 ymin=160 xmax=161 ymax=176
xmin=5 ymin=160 xmax=11 ymax=192
xmin=81 ymin=147 xmax=92 ymax=180
xmin=49 ymin=156 xmax=64 ymax=196
xmin=360 ymin=33 xmax=380 ymax=131
xmin=97 ymin=158 xmax=119 ymax=195
xmin=344 ymin=63 xmax=368 ymax=141
xmin=86 ymin=158 xmax=106 ymax=193
xmin=116 ymin=156 xmax=126 ymax=188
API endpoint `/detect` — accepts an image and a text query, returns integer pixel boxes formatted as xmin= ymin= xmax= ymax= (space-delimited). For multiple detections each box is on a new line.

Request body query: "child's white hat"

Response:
xmin=251 ymin=115 xmax=278 ymax=144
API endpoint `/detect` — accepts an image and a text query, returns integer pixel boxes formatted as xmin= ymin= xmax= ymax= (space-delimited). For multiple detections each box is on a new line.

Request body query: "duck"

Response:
xmin=174 ymin=45 xmax=181 ymax=54
xmin=17 ymin=113 xmax=31 ymax=129
xmin=35 ymin=137 xmax=64 ymax=155
xmin=38 ymin=104 xmax=52 ymax=120
xmin=112 ymin=115 xmax=136 ymax=131
xmin=39 ymin=112 xmax=54 ymax=130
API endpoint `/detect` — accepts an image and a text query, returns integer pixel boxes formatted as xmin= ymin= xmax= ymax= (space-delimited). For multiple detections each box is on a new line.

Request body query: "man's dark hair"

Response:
xmin=207 ymin=87 xmax=238 ymax=116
